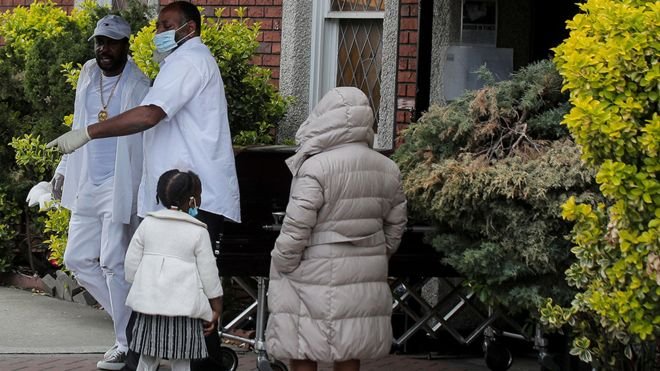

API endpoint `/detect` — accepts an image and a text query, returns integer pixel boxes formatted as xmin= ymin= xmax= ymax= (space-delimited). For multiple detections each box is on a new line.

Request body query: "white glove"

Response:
xmin=26 ymin=182 xmax=53 ymax=210
xmin=51 ymin=173 xmax=64 ymax=200
xmin=46 ymin=127 xmax=91 ymax=154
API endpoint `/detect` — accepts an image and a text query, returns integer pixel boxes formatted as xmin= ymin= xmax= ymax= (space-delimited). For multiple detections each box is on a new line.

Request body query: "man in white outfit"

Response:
xmin=51 ymin=15 xmax=150 ymax=371
xmin=48 ymin=3 xmax=241 ymax=370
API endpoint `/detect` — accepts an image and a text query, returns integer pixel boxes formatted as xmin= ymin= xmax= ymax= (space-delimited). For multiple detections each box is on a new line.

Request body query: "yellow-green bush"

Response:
xmin=540 ymin=0 xmax=659 ymax=368
xmin=43 ymin=204 xmax=70 ymax=268
xmin=0 ymin=1 xmax=73 ymax=58
xmin=10 ymin=135 xmax=61 ymax=180
xmin=9 ymin=135 xmax=65 ymax=271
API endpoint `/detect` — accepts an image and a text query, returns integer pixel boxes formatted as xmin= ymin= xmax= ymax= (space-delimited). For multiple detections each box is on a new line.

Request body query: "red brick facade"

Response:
xmin=0 ymin=0 xmax=74 ymax=45
xmin=0 ymin=0 xmax=24 ymax=15
xmin=396 ymin=0 xmax=418 ymax=132
xmin=0 ymin=0 xmax=74 ymax=18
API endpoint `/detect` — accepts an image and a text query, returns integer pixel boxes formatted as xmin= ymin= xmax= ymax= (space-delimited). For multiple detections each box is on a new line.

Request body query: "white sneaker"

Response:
xmin=103 ymin=344 xmax=119 ymax=360
xmin=97 ymin=348 xmax=126 ymax=370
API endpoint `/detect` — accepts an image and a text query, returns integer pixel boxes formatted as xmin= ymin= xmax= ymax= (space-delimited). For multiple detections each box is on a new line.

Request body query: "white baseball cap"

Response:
xmin=88 ymin=15 xmax=131 ymax=41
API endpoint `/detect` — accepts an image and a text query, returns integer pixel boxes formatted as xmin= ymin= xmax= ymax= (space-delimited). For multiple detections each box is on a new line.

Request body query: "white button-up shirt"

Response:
xmin=139 ymin=37 xmax=241 ymax=222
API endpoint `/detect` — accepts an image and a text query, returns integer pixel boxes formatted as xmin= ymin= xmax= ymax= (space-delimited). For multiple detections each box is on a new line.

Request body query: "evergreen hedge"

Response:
xmin=393 ymin=60 xmax=598 ymax=316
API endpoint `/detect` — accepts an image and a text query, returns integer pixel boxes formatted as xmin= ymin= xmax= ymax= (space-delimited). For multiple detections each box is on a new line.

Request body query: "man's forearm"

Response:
xmin=87 ymin=105 xmax=166 ymax=139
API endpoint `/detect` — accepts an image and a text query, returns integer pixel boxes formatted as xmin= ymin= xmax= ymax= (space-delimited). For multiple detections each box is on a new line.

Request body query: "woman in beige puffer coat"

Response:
xmin=265 ymin=87 xmax=407 ymax=371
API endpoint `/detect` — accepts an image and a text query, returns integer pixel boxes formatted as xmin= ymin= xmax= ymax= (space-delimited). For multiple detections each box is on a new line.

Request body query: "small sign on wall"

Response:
xmin=461 ymin=0 xmax=497 ymax=46
xmin=397 ymin=98 xmax=415 ymax=111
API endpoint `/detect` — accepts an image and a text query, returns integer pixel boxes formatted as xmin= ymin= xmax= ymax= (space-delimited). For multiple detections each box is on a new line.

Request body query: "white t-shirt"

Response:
xmin=84 ymin=73 xmax=122 ymax=185
xmin=139 ymin=37 xmax=241 ymax=222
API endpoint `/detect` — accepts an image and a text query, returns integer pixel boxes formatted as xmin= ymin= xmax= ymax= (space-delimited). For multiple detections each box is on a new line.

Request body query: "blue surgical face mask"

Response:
xmin=153 ymin=22 xmax=193 ymax=53
xmin=188 ymin=196 xmax=199 ymax=217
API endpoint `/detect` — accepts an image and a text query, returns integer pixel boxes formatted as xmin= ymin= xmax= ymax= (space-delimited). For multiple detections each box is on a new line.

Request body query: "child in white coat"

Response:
xmin=124 ymin=169 xmax=223 ymax=371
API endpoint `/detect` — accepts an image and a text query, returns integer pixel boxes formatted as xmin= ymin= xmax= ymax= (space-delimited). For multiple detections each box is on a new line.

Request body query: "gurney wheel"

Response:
xmin=484 ymin=341 xmax=513 ymax=371
xmin=270 ymin=359 xmax=288 ymax=371
xmin=219 ymin=346 xmax=239 ymax=371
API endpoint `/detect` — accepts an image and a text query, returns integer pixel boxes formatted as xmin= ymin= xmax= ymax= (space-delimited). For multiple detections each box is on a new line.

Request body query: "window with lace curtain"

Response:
xmin=311 ymin=0 xmax=385 ymax=126
xmin=331 ymin=0 xmax=385 ymax=12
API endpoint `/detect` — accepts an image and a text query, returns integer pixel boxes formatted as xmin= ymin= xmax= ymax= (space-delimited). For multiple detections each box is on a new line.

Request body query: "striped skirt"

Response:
xmin=130 ymin=312 xmax=208 ymax=360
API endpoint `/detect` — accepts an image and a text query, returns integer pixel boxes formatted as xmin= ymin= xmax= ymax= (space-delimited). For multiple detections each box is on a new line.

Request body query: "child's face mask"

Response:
xmin=188 ymin=196 xmax=199 ymax=218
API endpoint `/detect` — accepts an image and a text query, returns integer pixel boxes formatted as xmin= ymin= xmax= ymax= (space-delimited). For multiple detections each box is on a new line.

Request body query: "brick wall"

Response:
xmin=396 ymin=0 xmax=419 ymax=136
xmin=55 ymin=0 xmax=74 ymax=12
xmin=0 ymin=0 xmax=75 ymax=45
xmin=0 ymin=0 xmax=74 ymax=18
xmin=2 ymin=0 xmax=26 ymax=15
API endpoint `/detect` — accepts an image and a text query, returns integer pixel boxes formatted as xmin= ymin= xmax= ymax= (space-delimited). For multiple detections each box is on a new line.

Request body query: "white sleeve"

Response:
xmin=55 ymin=154 xmax=67 ymax=176
xmin=194 ymin=229 xmax=223 ymax=299
xmin=140 ymin=56 xmax=203 ymax=119
xmin=124 ymin=223 xmax=146 ymax=283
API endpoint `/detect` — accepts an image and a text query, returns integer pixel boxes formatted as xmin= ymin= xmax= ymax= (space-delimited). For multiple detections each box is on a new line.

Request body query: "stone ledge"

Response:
xmin=0 ymin=270 xmax=97 ymax=307
xmin=0 ymin=271 xmax=48 ymax=292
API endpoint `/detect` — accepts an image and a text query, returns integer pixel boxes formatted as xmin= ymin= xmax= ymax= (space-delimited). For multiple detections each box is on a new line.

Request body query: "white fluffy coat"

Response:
xmin=125 ymin=209 xmax=223 ymax=322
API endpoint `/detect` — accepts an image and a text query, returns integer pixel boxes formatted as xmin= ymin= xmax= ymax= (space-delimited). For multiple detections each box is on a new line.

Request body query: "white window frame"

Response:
xmin=309 ymin=1 xmax=385 ymax=112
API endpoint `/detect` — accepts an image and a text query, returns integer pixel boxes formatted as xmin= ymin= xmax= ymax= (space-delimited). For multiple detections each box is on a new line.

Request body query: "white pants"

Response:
xmin=137 ymin=355 xmax=190 ymax=371
xmin=63 ymin=178 xmax=134 ymax=352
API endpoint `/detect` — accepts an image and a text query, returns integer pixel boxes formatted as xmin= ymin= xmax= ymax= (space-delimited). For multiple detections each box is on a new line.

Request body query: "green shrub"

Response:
xmin=10 ymin=135 xmax=61 ymax=180
xmin=539 ymin=0 xmax=659 ymax=369
xmin=9 ymin=136 xmax=69 ymax=270
xmin=0 ymin=191 xmax=19 ymax=273
xmin=233 ymin=121 xmax=275 ymax=146
xmin=0 ymin=1 xmax=82 ymax=160
xmin=393 ymin=60 xmax=598 ymax=316
xmin=43 ymin=204 xmax=70 ymax=268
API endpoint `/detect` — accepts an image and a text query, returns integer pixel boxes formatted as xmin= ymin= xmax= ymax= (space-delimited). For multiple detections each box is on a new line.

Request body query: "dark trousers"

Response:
xmin=191 ymin=210 xmax=225 ymax=370
xmin=123 ymin=210 xmax=225 ymax=371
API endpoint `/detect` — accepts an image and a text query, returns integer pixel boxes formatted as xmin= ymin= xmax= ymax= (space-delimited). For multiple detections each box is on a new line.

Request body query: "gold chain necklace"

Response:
xmin=98 ymin=71 xmax=123 ymax=121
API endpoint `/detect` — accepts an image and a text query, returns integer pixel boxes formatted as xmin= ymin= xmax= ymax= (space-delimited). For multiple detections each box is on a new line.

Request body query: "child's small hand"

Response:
xmin=203 ymin=310 xmax=220 ymax=336
xmin=202 ymin=320 xmax=216 ymax=336
xmin=203 ymin=296 xmax=223 ymax=336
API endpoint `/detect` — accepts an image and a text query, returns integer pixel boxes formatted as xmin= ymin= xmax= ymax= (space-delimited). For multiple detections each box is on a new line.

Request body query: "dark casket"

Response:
xmin=218 ymin=145 xmax=454 ymax=278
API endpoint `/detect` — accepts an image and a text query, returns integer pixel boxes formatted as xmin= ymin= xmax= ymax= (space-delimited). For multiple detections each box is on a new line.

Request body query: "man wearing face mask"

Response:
xmin=47 ymin=2 xmax=240 ymax=370
xmin=49 ymin=15 xmax=150 ymax=371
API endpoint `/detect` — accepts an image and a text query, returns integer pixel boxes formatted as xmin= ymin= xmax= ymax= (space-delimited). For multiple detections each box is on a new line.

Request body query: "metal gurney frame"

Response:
xmin=388 ymin=226 xmax=553 ymax=370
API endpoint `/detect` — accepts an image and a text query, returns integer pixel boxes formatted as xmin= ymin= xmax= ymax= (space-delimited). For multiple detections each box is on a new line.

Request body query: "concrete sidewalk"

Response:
xmin=0 ymin=286 xmax=540 ymax=370
xmin=0 ymin=286 xmax=114 ymax=354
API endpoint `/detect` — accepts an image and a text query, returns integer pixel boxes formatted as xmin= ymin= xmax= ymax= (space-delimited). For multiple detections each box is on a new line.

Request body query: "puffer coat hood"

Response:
xmin=286 ymin=87 xmax=375 ymax=175
xmin=266 ymin=87 xmax=407 ymax=362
